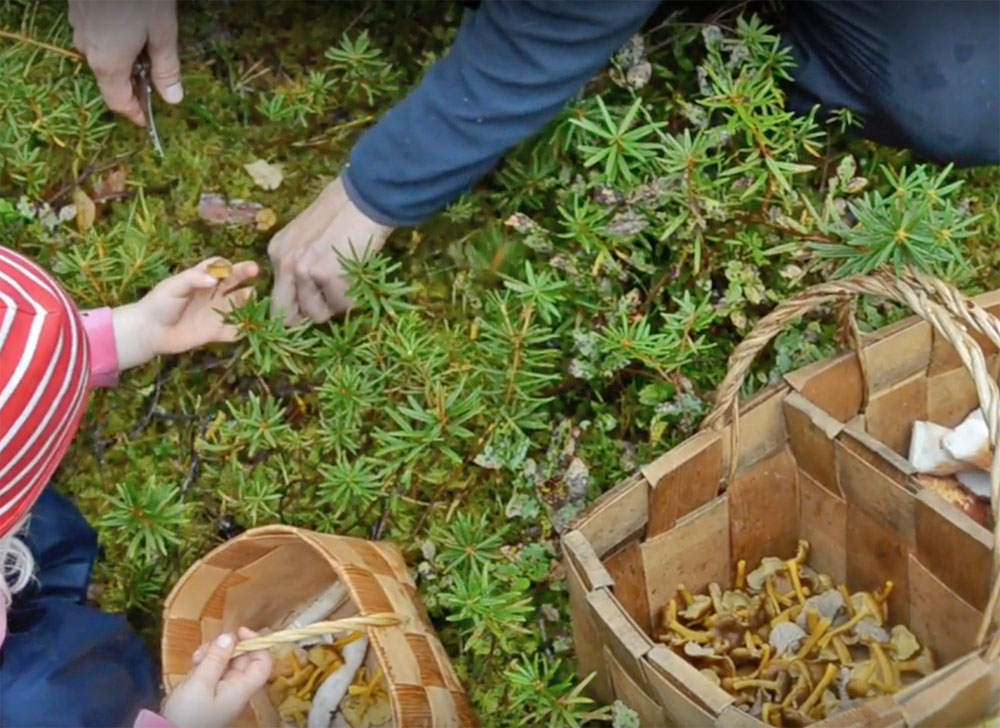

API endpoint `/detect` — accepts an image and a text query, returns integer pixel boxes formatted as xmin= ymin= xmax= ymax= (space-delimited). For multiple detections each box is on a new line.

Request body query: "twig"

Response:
xmin=46 ymin=151 xmax=134 ymax=206
xmin=0 ymin=28 xmax=84 ymax=62
xmin=129 ymin=361 xmax=170 ymax=438
xmin=341 ymin=1 xmax=374 ymax=37
xmin=290 ymin=115 xmax=375 ymax=148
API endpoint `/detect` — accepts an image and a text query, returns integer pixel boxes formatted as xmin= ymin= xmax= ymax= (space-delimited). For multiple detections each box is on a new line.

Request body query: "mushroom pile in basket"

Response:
xmin=658 ymin=541 xmax=934 ymax=726
xmin=909 ymin=407 xmax=995 ymax=528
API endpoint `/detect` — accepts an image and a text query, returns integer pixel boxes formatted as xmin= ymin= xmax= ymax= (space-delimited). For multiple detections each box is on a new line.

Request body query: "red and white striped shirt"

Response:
xmin=0 ymin=245 xmax=119 ymax=539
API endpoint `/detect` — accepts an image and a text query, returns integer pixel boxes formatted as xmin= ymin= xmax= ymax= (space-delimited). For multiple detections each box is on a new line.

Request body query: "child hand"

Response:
xmin=112 ymin=258 xmax=259 ymax=370
xmin=161 ymin=628 xmax=272 ymax=728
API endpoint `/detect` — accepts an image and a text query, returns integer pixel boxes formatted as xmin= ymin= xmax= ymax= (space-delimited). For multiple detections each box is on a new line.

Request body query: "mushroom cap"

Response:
xmin=909 ymin=420 xmax=967 ymax=475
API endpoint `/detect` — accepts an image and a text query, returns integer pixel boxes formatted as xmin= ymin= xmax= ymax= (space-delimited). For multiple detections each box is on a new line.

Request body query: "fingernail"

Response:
xmin=216 ymin=633 xmax=233 ymax=648
xmin=163 ymin=83 xmax=184 ymax=104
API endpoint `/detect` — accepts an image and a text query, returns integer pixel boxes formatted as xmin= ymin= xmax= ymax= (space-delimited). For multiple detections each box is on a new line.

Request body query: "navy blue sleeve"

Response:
xmin=343 ymin=0 xmax=660 ymax=227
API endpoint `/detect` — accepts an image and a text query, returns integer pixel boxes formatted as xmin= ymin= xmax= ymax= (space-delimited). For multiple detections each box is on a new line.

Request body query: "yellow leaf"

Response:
xmin=72 ymin=187 xmax=96 ymax=232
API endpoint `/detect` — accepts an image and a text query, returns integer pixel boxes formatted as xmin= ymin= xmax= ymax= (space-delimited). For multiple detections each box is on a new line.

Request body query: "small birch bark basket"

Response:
xmin=161 ymin=525 xmax=477 ymax=728
xmin=563 ymin=269 xmax=1000 ymax=727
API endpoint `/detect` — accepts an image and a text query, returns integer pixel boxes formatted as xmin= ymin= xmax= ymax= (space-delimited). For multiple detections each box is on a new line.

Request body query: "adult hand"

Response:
xmin=68 ymin=0 xmax=182 ymax=126
xmin=160 ymin=628 xmax=272 ymax=728
xmin=267 ymin=176 xmax=394 ymax=325
xmin=112 ymin=257 xmax=259 ymax=371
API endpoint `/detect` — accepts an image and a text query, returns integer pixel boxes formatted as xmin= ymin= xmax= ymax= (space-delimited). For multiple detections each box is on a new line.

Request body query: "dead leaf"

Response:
xmin=606 ymin=209 xmax=648 ymax=237
xmin=244 ymin=159 xmax=284 ymax=190
xmin=199 ymin=193 xmax=264 ymax=226
xmin=72 ymin=187 xmax=96 ymax=232
xmin=93 ymin=166 xmax=128 ymax=199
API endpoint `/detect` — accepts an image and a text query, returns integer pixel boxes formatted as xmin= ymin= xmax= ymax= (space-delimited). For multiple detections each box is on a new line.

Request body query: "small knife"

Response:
xmin=132 ymin=50 xmax=165 ymax=158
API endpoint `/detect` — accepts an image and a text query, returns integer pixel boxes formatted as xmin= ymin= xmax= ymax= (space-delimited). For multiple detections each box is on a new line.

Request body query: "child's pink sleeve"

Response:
xmin=79 ymin=307 xmax=119 ymax=388
xmin=133 ymin=709 xmax=178 ymax=728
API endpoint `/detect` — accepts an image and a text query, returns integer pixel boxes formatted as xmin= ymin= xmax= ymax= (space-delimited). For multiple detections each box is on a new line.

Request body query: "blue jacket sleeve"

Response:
xmin=343 ymin=0 xmax=660 ymax=227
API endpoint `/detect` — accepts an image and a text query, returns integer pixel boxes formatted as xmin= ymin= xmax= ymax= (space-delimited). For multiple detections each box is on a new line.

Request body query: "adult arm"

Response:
xmin=344 ymin=0 xmax=661 ymax=226
xmin=269 ymin=0 xmax=660 ymax=323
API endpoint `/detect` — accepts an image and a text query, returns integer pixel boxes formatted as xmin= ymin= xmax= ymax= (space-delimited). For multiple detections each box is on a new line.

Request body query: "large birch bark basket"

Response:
xmin=161 ymin=525 xmax=477 ymax=728
xmin=563 ymin=269 xmax=1000 ymax=727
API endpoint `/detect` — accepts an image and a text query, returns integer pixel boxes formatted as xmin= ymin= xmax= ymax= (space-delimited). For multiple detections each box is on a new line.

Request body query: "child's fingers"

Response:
xmin=161 ymin=265 xmax=220 ymax=298
xmin=242 ymin=648 xmax=273 ymax=686
xmin=192 ymin=644 xmax=207 ymax=665
xmin=190 ymin=632 xmax=236 ymax=686
xmin=228 ymin=260 xmax=260 ymax=285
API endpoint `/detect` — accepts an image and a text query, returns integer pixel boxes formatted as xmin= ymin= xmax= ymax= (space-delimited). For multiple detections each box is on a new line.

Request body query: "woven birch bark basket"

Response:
xmin=563 ymin=269 xmax=1000 ymax=727
xmin=161 ymin=525 xmax=477 ymax=728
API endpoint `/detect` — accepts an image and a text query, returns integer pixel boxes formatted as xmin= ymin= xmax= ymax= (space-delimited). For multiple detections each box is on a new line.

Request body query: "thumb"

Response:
xmin=159 ymin=265 xmax=219 ymax=298
xmin=191 ymin=633 xmax=236 ymax=687
xmin=147 ymin=20 xmax=183 ymax=104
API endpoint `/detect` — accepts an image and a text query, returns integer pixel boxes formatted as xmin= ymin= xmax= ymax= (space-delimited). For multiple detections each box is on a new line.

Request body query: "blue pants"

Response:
xmin=0 ymin=489 xmax=159 ymax=727
xmin=785 ymin=0 xmax=999 ymax=166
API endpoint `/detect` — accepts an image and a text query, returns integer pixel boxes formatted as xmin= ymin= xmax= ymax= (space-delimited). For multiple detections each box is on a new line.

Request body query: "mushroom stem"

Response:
xmin=666 ymin=598 xmax=678 ymax=626
xmin=797 ymin=616 xmax=831 ymax=659
xmin=794 ymin=540 xmax=810 ymax=565
xmin=770 ymin=605 xmax=800 ymax=629
xmin=839 ymin=586 xmax=854 ymax=617
xmin=709 ymin=582 xmax=724 ymax=614
xmin=736 ymin=559 xmax=747 ymax=590
xmin=896 ymin=648 xmax=936 ymax=676
xmin=730 ymin=678 xmax=781 ymax=692
xmin=869 ymin=642 xmax=901 ymax=692
xmin=787 ymin=559 xmax=807 ymax=604
xmin=668 ymin=620 xmax=712 ymax=643
xmin=874 ymin=581 xmax=893 ymax=622
xmin=765 ymin=576 xmax=782 ymax=616
xmin=799 ymin=663 xmax=838 ymax=715
xmin=819 ymin=609 xmax=865 ymax=648
xmin=753 ymin=645 xmax=773 ymax=678
xmin=831 ymin=636 xmax=852 ymax=665
xmin=678 ymin=584 xmax=695 ymax=607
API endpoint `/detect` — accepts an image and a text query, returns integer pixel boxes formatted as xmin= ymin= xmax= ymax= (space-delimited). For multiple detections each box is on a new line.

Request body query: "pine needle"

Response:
xmin=0 ymin=28 xmax=84 ymax=62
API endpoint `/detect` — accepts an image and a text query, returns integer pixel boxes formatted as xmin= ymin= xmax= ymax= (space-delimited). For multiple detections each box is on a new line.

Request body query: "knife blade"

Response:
xmin=132 ymin=50 xmax=164 ymax=158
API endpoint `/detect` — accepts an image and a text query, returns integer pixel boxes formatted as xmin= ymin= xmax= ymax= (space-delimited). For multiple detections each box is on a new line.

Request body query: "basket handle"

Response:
xmin=698 ymin=267 xmax=1000 ymax=656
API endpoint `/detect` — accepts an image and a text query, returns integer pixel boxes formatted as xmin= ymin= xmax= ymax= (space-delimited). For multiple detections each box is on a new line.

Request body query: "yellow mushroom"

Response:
xmin=796 ymin=615 xmax=831 ymax=659
xmin=668 ymin=620 xmax=713 ymax=643
xmin=831 ymin=635 xmax=852 ymax=665
xmin=787 ymin=559 xmax=807 ymax=604
xmin=799 ymin=662 xmax=838 ymax=714
xmin=736 ymin=559 xmax=747 ymax=590
xmin=896 ymin=646 xmax=936 ymax=676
